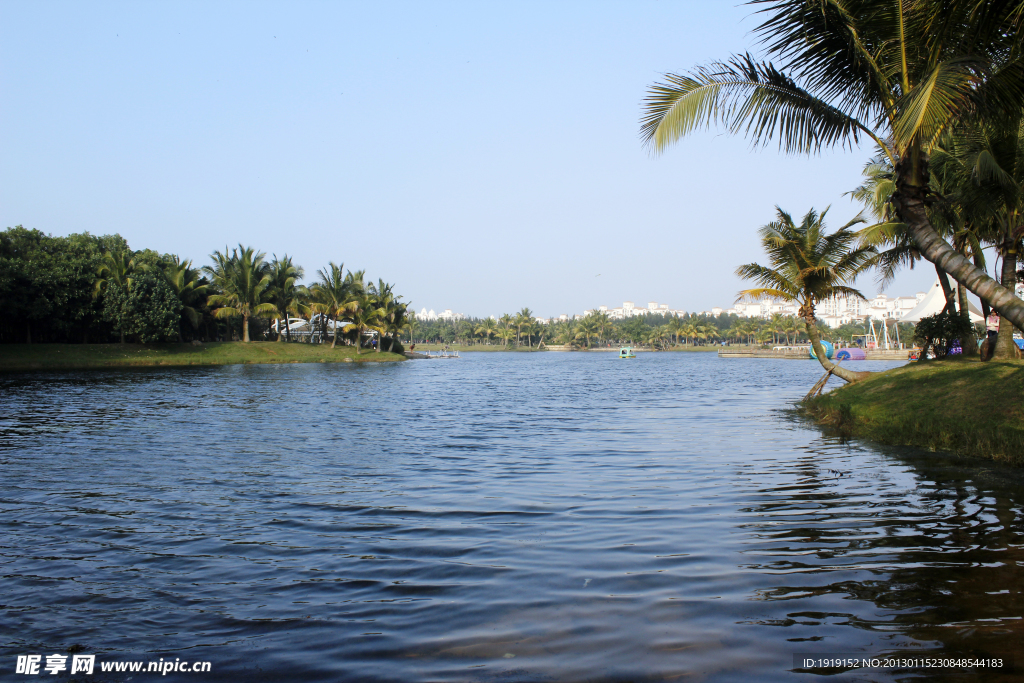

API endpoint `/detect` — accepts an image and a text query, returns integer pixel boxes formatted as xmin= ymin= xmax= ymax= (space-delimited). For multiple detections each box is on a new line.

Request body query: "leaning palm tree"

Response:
xmin=267 ymin=254 xmax=307 ymax=342
xmin=205 ymin=245 xmax=275 ymax=342
xmin=641 ymin=0 xmax=1024 ymax=330
xmin=736 ymin=208 xmax=876 ymax=384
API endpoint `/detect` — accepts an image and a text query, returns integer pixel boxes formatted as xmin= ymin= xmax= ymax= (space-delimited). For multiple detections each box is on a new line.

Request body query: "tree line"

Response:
xmin=0 ymin=227 xmax=409 ymax=353
xmin=407 ymin=307 xmax=896 ymax=350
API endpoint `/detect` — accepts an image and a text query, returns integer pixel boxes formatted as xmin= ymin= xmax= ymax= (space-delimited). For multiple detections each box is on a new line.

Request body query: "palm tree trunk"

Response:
xmin=242 ymin=314 xmax=250 ymax=342
xmin=355 ymin=325 xmax=362 ymax=354
xmin=277 ymin=317 xmax=284 ymax=342
xmin=936 ymin=264 xmax=956 ymax=314
xmin=331 ymin=315 xmax=338 ymax=348
xmin=285 ymin=316 xmax=292 ymax=343
xmin=957 ymin=283 xmax=977 ymax=356
xmin=993 ymin=246 xmax=1020 ymax=359
xmin=803 ymin=313 xmax=870 ymax=384
xmin=896 ymin=182 xmax=1024 ymax=330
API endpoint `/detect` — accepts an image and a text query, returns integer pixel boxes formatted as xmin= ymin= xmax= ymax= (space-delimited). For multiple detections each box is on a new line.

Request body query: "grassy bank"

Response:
xmin=0 ymin=342 xmax=405 ymax=371
xmin=803 ymin=358 xmax=1024 ymax=466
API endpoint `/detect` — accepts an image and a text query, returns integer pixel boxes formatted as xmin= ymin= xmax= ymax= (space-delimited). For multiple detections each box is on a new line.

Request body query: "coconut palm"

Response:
xmin=476 ymin=317 xmax=498 ymax=345
xmin=267 ymin=254 xmax=306 ymax=342
xmin=575 ymin=316 xmax=598 ymax=348
xmin=342 ymin=293 xmax=384 ymax=354
xmin=496 ymin=326 xmax=515 ymax=348
xmin=368 ymin=279 xmax=399 ymax=352
xmin=161 ymin=255 xmax=209 ymax=341
xmin=514 ymin=307 xmax=534 ymax=347
xmin=205 ymin=245 xmax=275 ymax=343
xmin=95 ymin=249 xmax=141 ymax=343
xmin=641 ymin=0 xmax=1024 ymax=329
xmin=665 ymin=315 xmax=685 ymax=346
xmin=309 ymin=262 xmax=351 ymax=348
xmin=736 ymin=208 xmax=876 ymax=383
xmin=943 ymin=118 xmax=1024 ymax=358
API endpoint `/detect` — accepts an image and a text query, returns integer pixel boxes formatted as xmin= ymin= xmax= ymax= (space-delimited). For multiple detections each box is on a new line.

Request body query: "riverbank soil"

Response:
xmin=803 ymin=358 xmax=1024 ymax=466
xmin=0 ymin=342 xmax=405 ymax=371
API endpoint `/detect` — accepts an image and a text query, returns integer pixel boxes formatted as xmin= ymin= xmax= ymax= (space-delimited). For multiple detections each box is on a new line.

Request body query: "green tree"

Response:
xmin=515 ymin=307 xmax=534 ymax=347
xmin=267 ymin=254 xmax=307 ymax=343
xmin=475 ymin=317 xmax=498 ymax=345
xmin=342 ymin=294 xmax=384 ymax=354
xmin=95 ymin=248 xmax=142 ymax=343
xmin=736 ymin=208 xmax=876 ymax=383
xmin=641 ymin=0 xmax=1024 ymax=330
xmin=205 ymin=245 xmax=275 ymax=343
xmin=310 ymin=262 xmax=351 ymax=348
xmin=102 ymin=271 xmax=182 ymax=343
xmin=161 ymin=255 xmax=209 ymax=342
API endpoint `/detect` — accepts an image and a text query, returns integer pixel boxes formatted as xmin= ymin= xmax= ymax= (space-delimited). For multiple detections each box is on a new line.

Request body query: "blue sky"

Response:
xmin=1 ymin=0 xmax=937 ymax=318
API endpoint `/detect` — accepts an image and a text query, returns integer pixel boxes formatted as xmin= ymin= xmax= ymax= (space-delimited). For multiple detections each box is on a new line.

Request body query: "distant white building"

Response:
xmin=418 ymin=307 xmax=464 ymax=322
xmin=582 ymin=300 xmax=685 ymax=320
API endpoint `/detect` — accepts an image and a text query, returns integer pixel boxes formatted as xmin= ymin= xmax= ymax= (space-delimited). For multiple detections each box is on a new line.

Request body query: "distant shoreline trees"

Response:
xmin=0 ymin=227 xmax=408 ymax=350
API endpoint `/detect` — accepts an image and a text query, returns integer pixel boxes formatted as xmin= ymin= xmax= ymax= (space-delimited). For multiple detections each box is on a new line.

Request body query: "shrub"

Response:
xmin=912 ymin=310 xmax=974 ymax=359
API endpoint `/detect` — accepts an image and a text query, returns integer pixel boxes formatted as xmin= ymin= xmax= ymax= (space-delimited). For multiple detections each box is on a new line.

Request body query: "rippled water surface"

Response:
xmin=2 ymin=352 xmax=1023 ymax=682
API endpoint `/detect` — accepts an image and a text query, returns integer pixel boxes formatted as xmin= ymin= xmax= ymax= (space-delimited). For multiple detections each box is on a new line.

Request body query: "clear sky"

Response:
xmin=1 ymin=0 xmax=938 ymax=318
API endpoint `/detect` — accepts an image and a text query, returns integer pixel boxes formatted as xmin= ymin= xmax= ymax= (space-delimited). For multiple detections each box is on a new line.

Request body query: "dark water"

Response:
xmin=2 ymin=353 xmax=1022 ymax=682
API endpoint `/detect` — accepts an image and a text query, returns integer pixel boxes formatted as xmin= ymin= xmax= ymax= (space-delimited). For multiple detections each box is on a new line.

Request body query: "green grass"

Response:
xmin=803 ymin=358 xmax=1024 ymax=466
xmin=0 ymin=342 xmax=405 ymax=371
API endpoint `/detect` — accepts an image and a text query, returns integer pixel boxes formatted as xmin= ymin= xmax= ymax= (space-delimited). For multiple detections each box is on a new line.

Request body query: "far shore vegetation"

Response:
xmin=0 ymin=230 xmax=412 ymax=366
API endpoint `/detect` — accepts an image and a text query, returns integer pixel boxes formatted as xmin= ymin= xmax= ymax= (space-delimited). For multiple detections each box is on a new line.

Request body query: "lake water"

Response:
xmin=2 ymin=352 xmax=1022 ymax=682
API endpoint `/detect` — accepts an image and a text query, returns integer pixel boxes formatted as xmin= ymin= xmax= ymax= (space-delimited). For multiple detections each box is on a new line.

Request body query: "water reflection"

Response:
xmin=0 ymin=354 xmax=1020 ymax=682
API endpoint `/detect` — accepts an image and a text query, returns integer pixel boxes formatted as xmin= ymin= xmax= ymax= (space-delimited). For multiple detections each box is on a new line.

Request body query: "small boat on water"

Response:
xmin=619 ymin=346 xmax=636 ymax=359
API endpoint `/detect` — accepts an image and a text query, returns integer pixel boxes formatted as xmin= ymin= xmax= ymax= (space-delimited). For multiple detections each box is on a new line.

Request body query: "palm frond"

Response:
xmin=893 ymin=57 xmax=985 ymax=148
xmin=641 ymin=54 xmax=869 ymax=154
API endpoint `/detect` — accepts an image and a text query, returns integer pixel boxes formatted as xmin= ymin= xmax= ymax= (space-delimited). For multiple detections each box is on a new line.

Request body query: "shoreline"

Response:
xmin=408 ymin=344 xmax=721 ymax=353
xmin=0 ymin=342 xmax=405 ymax=372
xmin=801 ymin=358 xmax=1024 ymax=466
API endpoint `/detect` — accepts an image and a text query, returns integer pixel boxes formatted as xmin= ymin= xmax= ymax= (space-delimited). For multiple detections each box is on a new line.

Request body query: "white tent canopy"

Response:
xmin=901 ymin=276 xmax=984 ymax=323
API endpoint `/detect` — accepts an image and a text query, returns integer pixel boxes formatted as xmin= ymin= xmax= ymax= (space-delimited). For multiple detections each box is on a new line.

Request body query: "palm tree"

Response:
xmin=515 ymin=307 xmax=534 ymax=348
xmin=383 ymin=302 xmax=410 ymax=352
xmin=309 ymin=262 xmax=350 ymax=348
xmin=267 ymin=254 xmax=306 ymax=342
xmin=665 ymin=315 xmax=685 ymax=347
xmin=575 ymin=316 xmax=598 ymax=348
xmin=736 ymin=208 xmax=876 ymax=383
xmin=496 ymin=326 xmax=515 ymax=349
xmin=342 ymin=294 xmax=384 ymax=354
xmin=369 ymin=279 xmax=398 ymax=353
xmin=943 ymin=119 xmax=1024 ymax=359
xmin=475 ymin=317 xmax=498 ymax=345
xmin=161 ymin=255 xmax=209 ymax=341
xmin=95 ymin=249 xmax=141 ymax=343
xmin=205 ymin=245 xmax=275 ymax=343
xmin=641 ymin=0 xmax=1024 ymax=330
